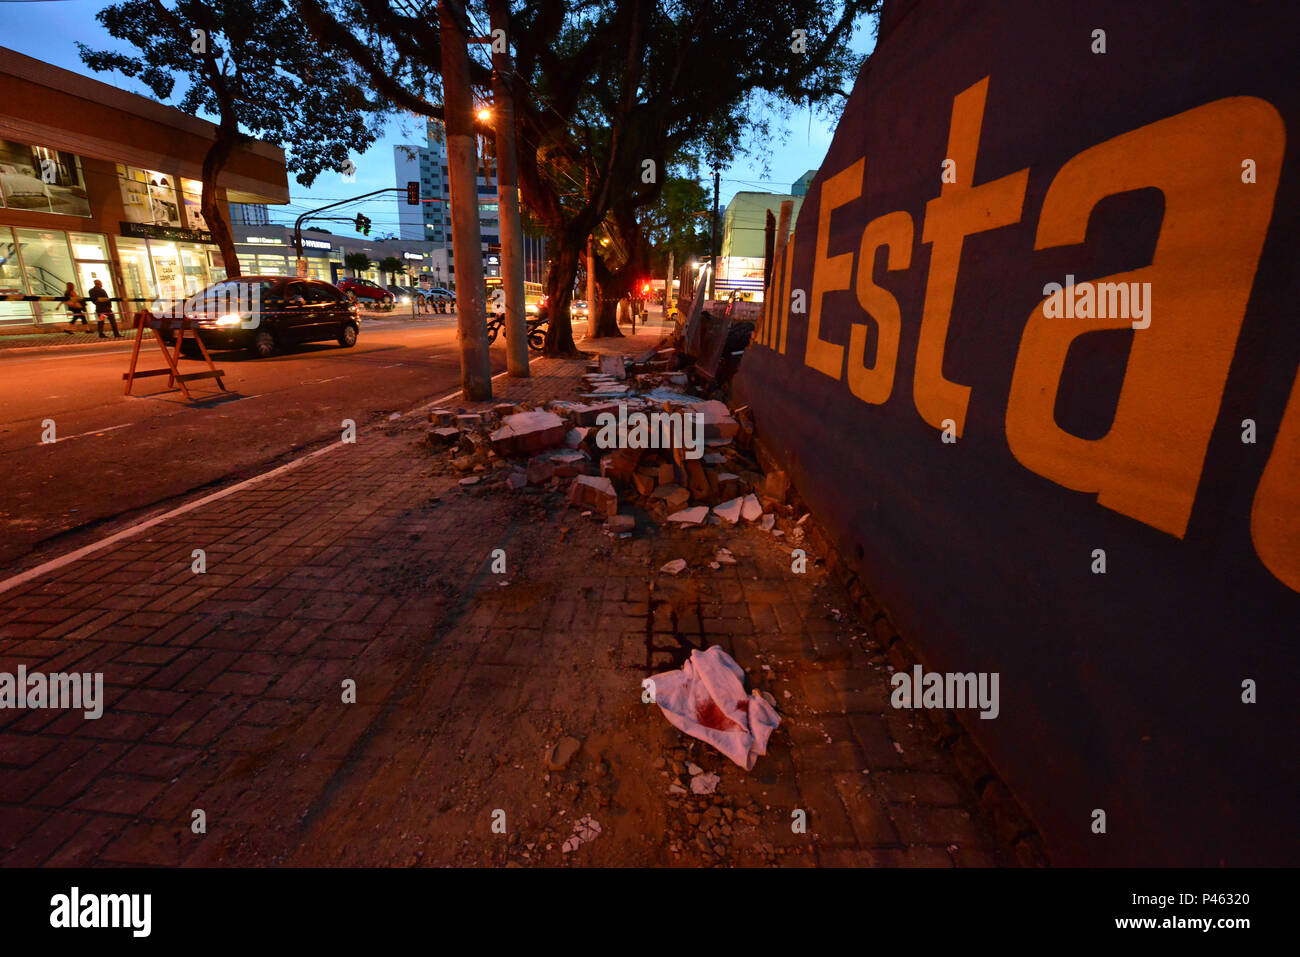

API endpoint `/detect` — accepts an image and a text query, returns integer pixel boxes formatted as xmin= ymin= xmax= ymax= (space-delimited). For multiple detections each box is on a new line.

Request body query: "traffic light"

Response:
xmin=354 ymin=214 xmax=371 ymax=236
xmin=406 ymin=181 xmax=420 ymax=206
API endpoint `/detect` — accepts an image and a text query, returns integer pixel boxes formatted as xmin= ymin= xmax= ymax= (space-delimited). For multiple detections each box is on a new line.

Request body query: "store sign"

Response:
xmin=403 ymin=252 xmax=423 ymax=260
xmin=120 ymin=222 xmax=212 ymax=243
xmin=244 ymin=235 xmax=284 ymax=245
xmin=303 ymin=239 xmax=332 ymax=251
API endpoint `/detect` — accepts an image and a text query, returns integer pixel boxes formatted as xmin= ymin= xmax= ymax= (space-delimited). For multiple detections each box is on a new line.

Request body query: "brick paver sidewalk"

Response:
xmin=0 ymin=334 xmax=1012 ymax=866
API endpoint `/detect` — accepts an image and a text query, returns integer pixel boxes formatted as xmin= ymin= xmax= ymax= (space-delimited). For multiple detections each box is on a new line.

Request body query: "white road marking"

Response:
xmin=0 ymin=361 xmax=528 ymax=598
xmin=56 ymin=422 xmax=133 ymax=443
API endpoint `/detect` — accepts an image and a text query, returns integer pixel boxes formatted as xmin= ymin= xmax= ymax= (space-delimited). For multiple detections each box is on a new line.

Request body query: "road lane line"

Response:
xmin=56 ymin=422 xmax=133 ymax=443
xmin=0 ymin=361 xmax=527 ymax=598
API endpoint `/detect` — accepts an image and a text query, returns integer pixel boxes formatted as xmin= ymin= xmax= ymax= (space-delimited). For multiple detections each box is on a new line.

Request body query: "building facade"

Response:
xmin=0 ymin=46 xmax=287 ymax=325
xmin=227 ymin=223 xmax=443 ymax=287
xmin=393 ymin=118 xmax=547 ymax=289
xmin=716 ymin=191 xmax=805 ymax=301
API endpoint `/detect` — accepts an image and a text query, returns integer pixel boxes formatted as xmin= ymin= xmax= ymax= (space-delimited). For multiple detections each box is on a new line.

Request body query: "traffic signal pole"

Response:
xmin=488 ymin=0 xmax=529 ymax=378
xmin=440 ymin=0 xmax=493 ymax=400
xmin=292 ymin=187 xmax=406 ymax=259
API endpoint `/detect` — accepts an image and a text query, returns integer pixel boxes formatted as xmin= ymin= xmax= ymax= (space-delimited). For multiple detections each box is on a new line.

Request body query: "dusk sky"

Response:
xmin=0 ymin=0 xmax=876 ymax=241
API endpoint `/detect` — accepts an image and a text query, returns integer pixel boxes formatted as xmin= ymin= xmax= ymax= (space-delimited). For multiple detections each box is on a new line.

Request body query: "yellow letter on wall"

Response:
xmin=804 ymin=159 xmax=864 ymax=379
xmin=914 ymin=78 xmax=1029 ymax=436
xmin=848 ymin=210 xmax=913 ymax=405
xmin=1005 ymin=97 xmax=1284 ymax=539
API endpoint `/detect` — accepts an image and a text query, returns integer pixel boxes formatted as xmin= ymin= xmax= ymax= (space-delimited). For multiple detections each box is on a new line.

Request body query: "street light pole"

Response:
xmin=709 ymin=168 xmax=720 ymax=301
xmin=440 ymin=0 xmax=493 ymax=401
xmin=489 ymin=0 xmax=528 ymax=377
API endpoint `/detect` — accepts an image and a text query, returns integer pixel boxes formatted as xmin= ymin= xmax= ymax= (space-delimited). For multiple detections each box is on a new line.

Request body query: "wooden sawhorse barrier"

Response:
xmin=122 ymin=310 xmax=227 ymax=400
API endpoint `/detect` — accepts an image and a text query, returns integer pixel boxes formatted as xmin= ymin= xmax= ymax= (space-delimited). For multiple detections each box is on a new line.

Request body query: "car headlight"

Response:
xmin=214 ymin=313 xmax=243 ymax=326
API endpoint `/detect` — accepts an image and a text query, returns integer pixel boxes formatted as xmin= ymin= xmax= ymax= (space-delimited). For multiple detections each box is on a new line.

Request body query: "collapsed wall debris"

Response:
xmin=421 ymin=348 xmax=804 ymax=540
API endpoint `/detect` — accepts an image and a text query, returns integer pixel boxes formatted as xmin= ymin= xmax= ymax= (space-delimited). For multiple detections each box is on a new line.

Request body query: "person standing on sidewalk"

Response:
xmin=87 ymin=279 xmax=121 ymax=338
xmin=60 ymin=282 xmax=88 ymax=333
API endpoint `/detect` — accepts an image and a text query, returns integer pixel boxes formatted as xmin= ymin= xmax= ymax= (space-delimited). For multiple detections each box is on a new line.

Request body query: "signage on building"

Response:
xmin=244 ymin=235 xmax=284 ymax=245
xmin=403 ymin=252 xmax=423 ymax=260
xmin=120 ymin=222 xmax=212 ymax=243
xmin=303 ymin=239 xmax=332 ymax=251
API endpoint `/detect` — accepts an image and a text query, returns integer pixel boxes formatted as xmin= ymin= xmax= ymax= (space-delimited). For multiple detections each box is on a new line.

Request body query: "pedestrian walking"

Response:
xmin=60 ymin=282 xmax=88 ymax=333
xmin=86 ymin=279 xmax=121 ymax=338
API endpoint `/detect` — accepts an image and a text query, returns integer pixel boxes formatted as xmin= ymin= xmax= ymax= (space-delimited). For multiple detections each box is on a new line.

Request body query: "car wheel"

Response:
xmin=528 ymin=330 xmax=546 ymax=352
xmin=337 ymin=322 xmax=358 ymax=348
xmin=249 ymin=329 xmax=275 ymax=358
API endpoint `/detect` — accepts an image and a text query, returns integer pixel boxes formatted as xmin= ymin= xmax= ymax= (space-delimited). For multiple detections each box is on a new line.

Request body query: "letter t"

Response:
xmin=914 ymin=78 xmax=1028 ymax=436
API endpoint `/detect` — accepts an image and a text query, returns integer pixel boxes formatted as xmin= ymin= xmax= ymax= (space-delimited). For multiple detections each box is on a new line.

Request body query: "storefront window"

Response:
xmin=180 ymin=178 xmax=207 ymax=231
xmin=149 ymin=241 xmax=183 ymax=302
xmin=0 ymin=140 xmax=91 ymax=217
xmin=15 ymin=228 xmax=75 ymax=300
xmin=116 ymin=237 xmax=156 ymax=306
xmin=0 ymin=227 xmax=34 ymax=324
xmin=117 ymin=165 xmax=182 ymax=226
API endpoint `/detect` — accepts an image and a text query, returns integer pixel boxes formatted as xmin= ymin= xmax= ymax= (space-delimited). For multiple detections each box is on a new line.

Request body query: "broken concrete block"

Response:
xmin=685 ymin=460 xmax=711 ymax=499
xmin=600 ymin=448 xmax=641 ymax=482
xmin=632 ymin=470 xmax=657 ymax=497
xmin=458 ymin=476 xmax=482 ymax=486
xmin=741 ymin=494 xmax=763 ymax=522
xmin=763 ymin=468 xmax=790 ymax=503
xmin=697 ymin=400 xmax=739 ymax=440
xmin=569 ymin=474 xmax=618 ymax=516
xmin=716 ymin=472 xmax=740 ymax=500
xmin=599 ymin=354 xmax=627 ymax=380
xmin=715 ymin=547 xmax=737 ymax=565
xmin=759 ymin=513 xmax=776 ymax=532
xmin=652 ymin=484 xmax=690 ymax=512
xmin=451 ymin=455 xmax=476 ymax=472
xmin=455 ymin=413 xmax=484 ymax=430
xmin=565 ymin=427 xmax=589 ymax=449
xmin=573 ymin=401 xmax=623 ymax=427
xmin=604 ymin=514 xmax=635 ymax=533
xmin=493 ymin=402 xmax=519 ymax=418
xmin=667 ymin=506 xmax=709 ymax=525
xmin=526 ymin=457 xmax=556 ymax=485
xmin=507 ymin=472 xmax=527 ymax=490
xmin=713 ymin=497 xmax=744 ymax=525
xmin=490 ymin=410 xmax=569 ymax=457
xmin=660 ymin=558 xmax=687 ymax=575
xmin=428 ymin=408 xmax=457 ymax=426
xmin=426 ymin=426 xmax=461 ymax=446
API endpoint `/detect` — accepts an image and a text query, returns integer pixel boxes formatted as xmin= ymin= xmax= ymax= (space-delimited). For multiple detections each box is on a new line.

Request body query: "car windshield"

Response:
xmin=185 ymin=280 xmax=275 ymax=315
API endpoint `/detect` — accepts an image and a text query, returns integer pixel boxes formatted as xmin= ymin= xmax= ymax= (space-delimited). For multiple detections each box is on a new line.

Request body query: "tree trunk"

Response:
xmin=543 ymin=242 xmax=580 ymax=356
xmin=202 ymin=121 xmax=242 ymax=281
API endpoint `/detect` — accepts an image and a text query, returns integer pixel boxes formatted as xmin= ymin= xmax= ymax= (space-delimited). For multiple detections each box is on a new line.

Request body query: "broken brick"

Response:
xmin=490 ymin=410 xmax=569 ymax=457
xmin=569 ymin=475 xmax=618 ymax=516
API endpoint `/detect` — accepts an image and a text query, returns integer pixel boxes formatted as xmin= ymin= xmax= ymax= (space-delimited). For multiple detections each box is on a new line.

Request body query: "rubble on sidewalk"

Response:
xmin=418 ymin=346 xmax=809 ymax=548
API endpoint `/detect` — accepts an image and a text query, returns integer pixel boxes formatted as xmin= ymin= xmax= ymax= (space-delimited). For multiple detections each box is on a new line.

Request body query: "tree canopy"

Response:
xmin=299 ymin=0 xmax=880 ymax=351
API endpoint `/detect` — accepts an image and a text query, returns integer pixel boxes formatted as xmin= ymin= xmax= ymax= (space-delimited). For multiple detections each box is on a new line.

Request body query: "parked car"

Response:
xmin=174 ymin=276 xmax=360 ymax=358
xmin=337 ymin=277 xmax=395 ymax=308
xmin=385 ymin=284 xmax=417 ymax=304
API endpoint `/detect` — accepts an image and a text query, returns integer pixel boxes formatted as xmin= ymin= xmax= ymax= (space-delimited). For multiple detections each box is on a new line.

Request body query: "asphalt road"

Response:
xmin=0 ymin=314 xmax=518 ymax=571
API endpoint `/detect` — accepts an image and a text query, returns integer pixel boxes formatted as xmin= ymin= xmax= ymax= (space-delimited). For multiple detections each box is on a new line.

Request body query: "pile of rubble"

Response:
xmin=423 ymin=350 xmax=807 ymax=541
